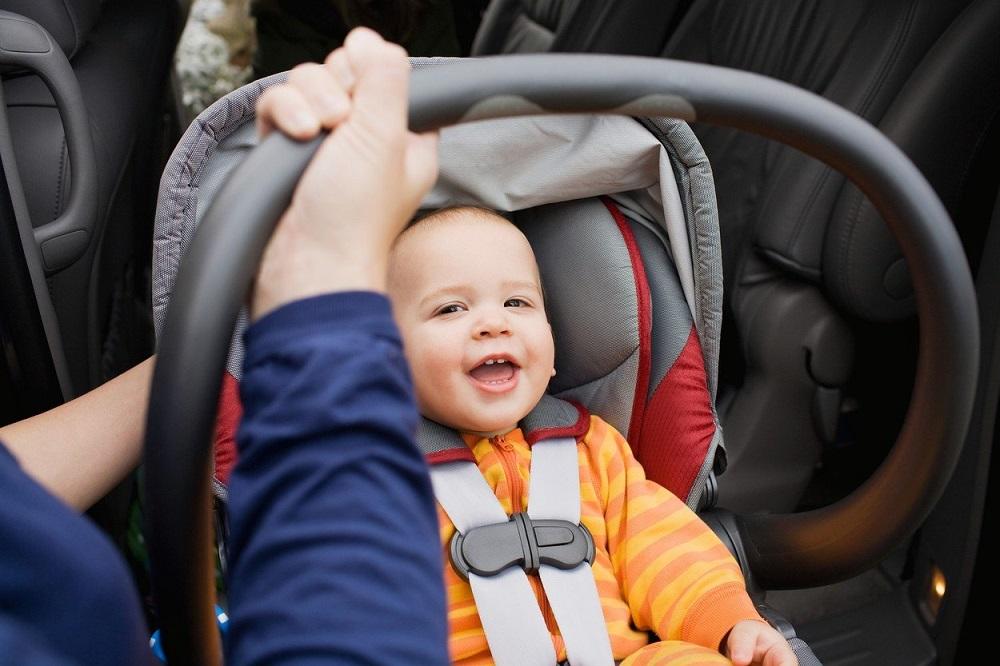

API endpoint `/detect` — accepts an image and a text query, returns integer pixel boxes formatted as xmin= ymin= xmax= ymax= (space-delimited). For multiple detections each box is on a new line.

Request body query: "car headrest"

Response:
xmin=0 ymin=0 xmax=103 ymax=59
xmin=668 ymin=0 xmax=998 ymax=323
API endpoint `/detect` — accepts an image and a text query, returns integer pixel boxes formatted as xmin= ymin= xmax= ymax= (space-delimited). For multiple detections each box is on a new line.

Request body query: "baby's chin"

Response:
xmin=465 ymin=424 xmax=519 ymax=438
xmin=436 ymin=415 xmax=519 ymax=438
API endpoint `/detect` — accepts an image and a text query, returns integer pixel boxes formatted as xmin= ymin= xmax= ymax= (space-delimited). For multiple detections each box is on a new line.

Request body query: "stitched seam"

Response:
xmin=838 ymin=185 xmax=869 ymax=312
xmin=53 ymin=137 xmax=67 ymax=222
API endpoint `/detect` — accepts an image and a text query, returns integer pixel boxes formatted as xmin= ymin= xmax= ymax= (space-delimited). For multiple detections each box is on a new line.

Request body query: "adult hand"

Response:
xmin=251 ymin=28 xmax=439 ymax=319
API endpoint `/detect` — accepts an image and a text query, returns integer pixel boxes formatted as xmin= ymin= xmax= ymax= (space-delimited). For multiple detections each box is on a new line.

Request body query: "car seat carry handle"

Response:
xmin=145 ymin=55 xmax=979 ymax=664
xmin=0 ymin=11 xmax=99 ymax=274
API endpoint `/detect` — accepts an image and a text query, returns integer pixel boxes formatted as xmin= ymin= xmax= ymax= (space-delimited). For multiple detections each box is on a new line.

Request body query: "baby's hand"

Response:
xmin=724 ymin=619 xmax=797 ymax=666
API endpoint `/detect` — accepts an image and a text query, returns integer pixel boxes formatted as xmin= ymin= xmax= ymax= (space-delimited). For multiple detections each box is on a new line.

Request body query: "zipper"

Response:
xmin=491 ymin=434 xmax=523 ymax=513
xmin=490 ymin=434 xmax=558 ymax=636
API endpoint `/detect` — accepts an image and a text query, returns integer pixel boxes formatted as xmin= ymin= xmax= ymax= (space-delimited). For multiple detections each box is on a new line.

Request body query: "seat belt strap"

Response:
xmin=529 ymin=437 xmax=615 ymax=666
xmin=431 ymin=461 xmax=557 ymax=666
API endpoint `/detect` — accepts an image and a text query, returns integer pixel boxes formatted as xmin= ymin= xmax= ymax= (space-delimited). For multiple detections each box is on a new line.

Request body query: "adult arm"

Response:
xmin=225 ymin=293 xmax=448 ymax=664
xmin=0 ymin=442 xmax=151 ymax=664
xmin=224 ymin=28 xmax=445 ymax=664
xmin=0 ymin=356 xmax=153 ymax=510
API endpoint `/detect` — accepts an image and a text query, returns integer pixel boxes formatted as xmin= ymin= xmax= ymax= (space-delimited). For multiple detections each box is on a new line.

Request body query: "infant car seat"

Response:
xmin=150 ymin=60 xmax=826 ymax=665
xmin=153 ymin=69 xmax=725 ymax=511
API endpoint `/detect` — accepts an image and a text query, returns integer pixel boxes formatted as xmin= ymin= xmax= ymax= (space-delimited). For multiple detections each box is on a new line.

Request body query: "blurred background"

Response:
xmin=175 ymin=0 xmax=488 ymax=123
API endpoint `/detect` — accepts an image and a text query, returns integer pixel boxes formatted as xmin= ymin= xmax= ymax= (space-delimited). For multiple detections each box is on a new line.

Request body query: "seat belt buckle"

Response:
xmin=450 ymin=512 xmax=596 ymax=580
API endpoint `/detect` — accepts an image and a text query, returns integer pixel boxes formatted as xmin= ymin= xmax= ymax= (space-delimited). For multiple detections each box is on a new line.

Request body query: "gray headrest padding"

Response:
xmin=1 ymin=0 xmax=102 ymax=58
xmin=516 ymin=199 xmax=640 ymax=437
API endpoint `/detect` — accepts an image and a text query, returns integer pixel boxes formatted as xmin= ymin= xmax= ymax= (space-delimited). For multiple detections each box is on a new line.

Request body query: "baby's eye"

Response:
xmin=504 ymin=298 xmax=530 ymax=308
xmin=435 ymin=303 xmax=466 ymax=316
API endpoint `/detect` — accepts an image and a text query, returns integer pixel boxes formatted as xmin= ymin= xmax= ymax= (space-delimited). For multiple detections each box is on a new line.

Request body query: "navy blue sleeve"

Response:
xmin=0 ymin=444 xmax=151 ymax=665
xmin=224 ymin=292 xmax=448 ymax=665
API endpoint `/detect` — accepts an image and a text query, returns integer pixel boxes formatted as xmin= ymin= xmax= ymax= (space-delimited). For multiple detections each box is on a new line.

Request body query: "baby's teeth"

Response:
xmin=485 ymin=359 xmax=495 ymax=365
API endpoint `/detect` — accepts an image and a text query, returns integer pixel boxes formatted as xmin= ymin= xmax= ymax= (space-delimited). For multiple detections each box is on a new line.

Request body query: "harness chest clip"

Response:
xmin=450 ymin=512 xmax=596 ymax=580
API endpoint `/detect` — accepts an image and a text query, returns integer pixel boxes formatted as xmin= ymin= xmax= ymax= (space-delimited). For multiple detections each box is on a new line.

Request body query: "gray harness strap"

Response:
xmin=422 ymin=397 xmax=613 ymax=666
xmin=529 ymin=438 xmax=614 ymax=666
xmin=432 ymin=462 xmax=557 ymax=666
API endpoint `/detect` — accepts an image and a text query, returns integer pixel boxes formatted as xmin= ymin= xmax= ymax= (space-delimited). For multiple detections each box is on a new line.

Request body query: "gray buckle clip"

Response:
xmin=449 ymin=512 xmax=596 ymax=580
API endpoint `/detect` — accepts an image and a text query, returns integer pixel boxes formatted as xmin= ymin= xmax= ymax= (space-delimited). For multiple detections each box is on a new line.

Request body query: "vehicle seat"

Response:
xmin=663 ymin=0 xmax=1000 ymax=511
xmin=470 ymin=0 xmax=1000 ymax=514
xmin=0 ymin=0 xmax=183 ymax=418
xmin=470 ymin=0 xmax=690 ymax=57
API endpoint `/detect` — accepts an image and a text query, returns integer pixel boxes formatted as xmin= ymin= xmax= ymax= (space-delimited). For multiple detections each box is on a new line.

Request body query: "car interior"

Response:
xmin=1 ymin=1 xmax=996 ymax=665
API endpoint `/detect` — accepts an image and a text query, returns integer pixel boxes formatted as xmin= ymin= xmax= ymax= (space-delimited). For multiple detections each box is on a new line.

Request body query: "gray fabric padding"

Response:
xmin=520 ymin=394 xmax=582 ymax=434
xmin=416 ymin=417 xmax=466 ymax=458
xmin=554 ymin=351 xmax=640 ymax=441
xmin=627 ymin=218 xmax=694 ymax=396
xmin=641 ymin=117 xmax=724 ymax=403
xmin=517 ymin=199 xmax=639 ymax=392
xmin=152 ymin=72 xmax=287 ymax=377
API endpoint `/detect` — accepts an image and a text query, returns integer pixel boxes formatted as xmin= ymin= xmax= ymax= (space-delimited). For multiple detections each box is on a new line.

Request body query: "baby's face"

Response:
xmin=388 ymin=210 xmax=555 ymax=436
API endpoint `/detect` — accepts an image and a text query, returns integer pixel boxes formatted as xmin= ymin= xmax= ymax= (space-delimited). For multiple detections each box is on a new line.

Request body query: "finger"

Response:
xmin=288 ymin=63 xmax=351 ymax=128
xmin=762 ymin=641 xmax=797 ymax=666
xmin=255 ymin=86 xmax=321 ymax=140
xmin=403 ymin=130 xmax=440 ymax=204
xmin=324 ymin=47 xmax=357 ymax=94
xmin=726 ymin=630 xmax=754 ymax=666
xmin=342 ymin=28 xmax=411 ymax=134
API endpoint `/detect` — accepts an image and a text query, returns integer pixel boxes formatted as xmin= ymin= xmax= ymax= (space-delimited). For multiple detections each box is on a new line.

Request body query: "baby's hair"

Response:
xmin=408 ymin=205 xmax=511 ymax=229
xmin=392 ymin=205 xmax=553 ymax=327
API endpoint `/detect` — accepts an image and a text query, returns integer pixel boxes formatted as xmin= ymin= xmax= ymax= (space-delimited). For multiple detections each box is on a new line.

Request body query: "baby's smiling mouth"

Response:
xmin=468 ymin=357 xmax=520 ymax=386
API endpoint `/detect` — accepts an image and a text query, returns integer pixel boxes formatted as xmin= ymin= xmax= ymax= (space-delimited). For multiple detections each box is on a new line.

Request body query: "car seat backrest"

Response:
xmin=0 ymin=0 xmax=181 ymax=397
xmin=471 ymin=0 xmax=690 ymax=57
xmin=0 ymin=0 xmax=102 ymax=59
xmin=471 ymin=0 xmax=579 ymax=54
xmin=152 ymin=65 xmax=726 ymax=507
xmin=659 ymin=0 xmax=1000 ymax=510
xmin=666 ymin=0 xmax=987 ymax=321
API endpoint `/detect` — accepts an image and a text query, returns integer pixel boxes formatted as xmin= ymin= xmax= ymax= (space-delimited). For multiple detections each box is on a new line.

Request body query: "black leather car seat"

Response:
xmin=0 ymin=0 xmax=183 ymax=423
xmin=470 ymin=0 xmax=1000 ymax=514
xmin=470 ymin=0 xmax=691 ymax=57
xmin=662 ymin=0 xmax=1000 ymax=512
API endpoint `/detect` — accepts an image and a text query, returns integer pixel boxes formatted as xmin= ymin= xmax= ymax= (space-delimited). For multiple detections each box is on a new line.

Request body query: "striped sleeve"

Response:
xmin=587 ymin=417 xmax=763 ymax=651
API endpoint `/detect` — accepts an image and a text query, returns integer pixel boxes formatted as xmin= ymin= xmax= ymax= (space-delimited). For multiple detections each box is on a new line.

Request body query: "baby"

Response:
xmin=387 ymin=206 xmax=796 ymax=666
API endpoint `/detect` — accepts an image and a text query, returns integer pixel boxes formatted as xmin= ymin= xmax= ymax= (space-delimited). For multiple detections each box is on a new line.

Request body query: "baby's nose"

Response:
xmin=476 ymin=314 xmax=511 ymax=338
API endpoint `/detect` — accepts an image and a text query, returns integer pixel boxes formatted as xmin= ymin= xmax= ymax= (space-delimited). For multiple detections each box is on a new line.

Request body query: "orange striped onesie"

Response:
xmin=439 ymin=415 xmax=764 ymax=665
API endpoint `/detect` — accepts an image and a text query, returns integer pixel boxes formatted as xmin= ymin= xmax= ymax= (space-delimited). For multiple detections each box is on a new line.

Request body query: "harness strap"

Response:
xmin=529 ymin=438 xmax=615 ymax=666
xmin=431 ymin=440 xmax=614 ymax=665
xmin=432 ymin=461 xmax=557 ymax=666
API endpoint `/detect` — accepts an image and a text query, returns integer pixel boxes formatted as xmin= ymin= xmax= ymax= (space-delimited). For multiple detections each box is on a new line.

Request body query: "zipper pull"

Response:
xmin=490 ymin=434 xmax=512 ymax=451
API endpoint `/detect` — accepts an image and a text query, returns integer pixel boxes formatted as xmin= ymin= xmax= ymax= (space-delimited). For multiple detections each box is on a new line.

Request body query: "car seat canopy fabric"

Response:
xmin=152 ymin=59 xmax=725 ymax=506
